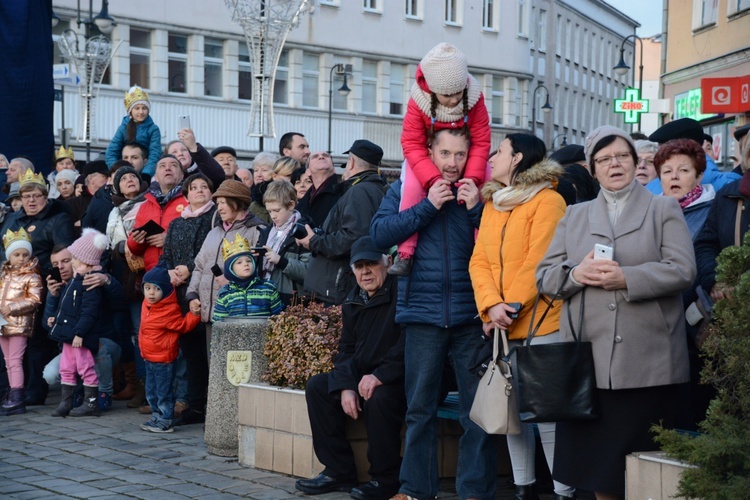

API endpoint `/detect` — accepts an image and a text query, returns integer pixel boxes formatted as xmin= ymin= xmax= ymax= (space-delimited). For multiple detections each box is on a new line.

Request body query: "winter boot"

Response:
xmin=127 ymin=378 xmax=146 ymax=408
xmin=98 ymin=392 xmax=112 ymax=412
xmin=514 ymin=483 xmax=539 ymax=500
xmin=52 ymin=384 xmax=76 ymax=417
xmin=112 ymin=362 xmax=137 ymax=400
xmin=69 ymin=386 xmax=100 ymax=417
xmin=388 ymin=255 xmax=413 ymax=276
xmin=1 ymin=388 xmax=26 ymax=416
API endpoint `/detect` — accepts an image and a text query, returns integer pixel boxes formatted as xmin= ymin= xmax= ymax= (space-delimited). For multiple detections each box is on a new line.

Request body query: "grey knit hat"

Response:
xmin=584 ymin=125 xmax=636 ymax=170
xmin=419 ymin=43 xmax=468 ymax=96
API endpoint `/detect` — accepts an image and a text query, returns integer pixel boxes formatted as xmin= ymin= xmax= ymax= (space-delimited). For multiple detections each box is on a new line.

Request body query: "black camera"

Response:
xmin=292 ymin=223 xmax=308 ymax=239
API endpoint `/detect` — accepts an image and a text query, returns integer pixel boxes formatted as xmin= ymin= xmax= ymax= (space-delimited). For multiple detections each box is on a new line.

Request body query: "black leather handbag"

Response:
xmin=514 ymin=271 xmax=599 ymax=423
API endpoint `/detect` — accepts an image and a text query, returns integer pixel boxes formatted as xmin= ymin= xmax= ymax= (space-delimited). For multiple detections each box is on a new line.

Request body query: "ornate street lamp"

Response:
xmin=613 ymin=34 xmax=644 ymax=129
xmin=531 ymin=83 xmax=553 ymax=141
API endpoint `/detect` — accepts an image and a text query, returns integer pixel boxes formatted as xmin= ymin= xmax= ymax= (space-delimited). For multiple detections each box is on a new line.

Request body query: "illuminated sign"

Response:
xmin=701 ymin=75 xmax=750 ymax=113
xmin=674 ymin=88 xmax=713 ymax=121
xmin=614 ymin=88 xmax=649 ymax=124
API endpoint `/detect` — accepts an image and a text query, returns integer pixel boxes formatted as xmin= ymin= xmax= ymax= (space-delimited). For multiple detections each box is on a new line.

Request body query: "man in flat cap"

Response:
xmin=296 ymin=236 xmax=405 ymax=500
xmin=645 ymin=118 xmax=740 ymax=194
xmin=732 ymin=123 xmax=750 ymax=175
xmin=299 ymin=140 xmax=389 ymax=305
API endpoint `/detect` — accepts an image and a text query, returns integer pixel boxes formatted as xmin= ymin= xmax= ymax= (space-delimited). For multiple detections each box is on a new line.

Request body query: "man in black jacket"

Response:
xmin=299 ymin=140 xmax=388 ymax=305
xmin=296 ymin=237 xmax=405 ymax=500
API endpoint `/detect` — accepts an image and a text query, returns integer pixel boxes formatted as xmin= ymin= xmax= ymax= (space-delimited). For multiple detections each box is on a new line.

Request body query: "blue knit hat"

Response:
xmin=142 ymin=266 xmax=173 ymax=298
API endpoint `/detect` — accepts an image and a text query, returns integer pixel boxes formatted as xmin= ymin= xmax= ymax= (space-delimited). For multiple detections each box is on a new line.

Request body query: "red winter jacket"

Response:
xmin=401 ymin=65 xmax=491 ymax=189
xmin=139 ymin=290 xmax=201 ymax=364
xmin=126 ymin=192 xmax=187 ymax=271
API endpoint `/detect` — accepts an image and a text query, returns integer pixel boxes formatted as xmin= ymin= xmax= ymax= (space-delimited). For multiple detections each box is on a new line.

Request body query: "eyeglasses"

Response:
xmin=594 ymin=153 xmax=632 ymax=168
xmin=637 ymin=158 xmax=655 ymax=167
xmin=21 ymin=194 xmax=46 ymax=201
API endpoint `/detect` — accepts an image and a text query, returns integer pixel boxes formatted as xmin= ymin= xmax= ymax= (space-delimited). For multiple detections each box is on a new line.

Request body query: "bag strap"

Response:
xmin=492 ymin=326 xmax=511 ymax=362
xmin=525 ymin=267 xmax=573 ymax=346
xmin=736 ymin=199 xmax=744 ymax=247
xmin=566 ymin=287 xmax=586 ymax=343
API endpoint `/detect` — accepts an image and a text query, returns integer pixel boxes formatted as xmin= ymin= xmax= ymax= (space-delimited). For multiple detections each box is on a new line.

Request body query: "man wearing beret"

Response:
xmin=645 ymin=118 xmax=740 ymax=194
xmin=296 ymin=236 xmax=405 ymax=500
xmin=299 ymin=140 xmax=389 ymax=305
xmin=732 ymin=123 xmax=750 ymax=175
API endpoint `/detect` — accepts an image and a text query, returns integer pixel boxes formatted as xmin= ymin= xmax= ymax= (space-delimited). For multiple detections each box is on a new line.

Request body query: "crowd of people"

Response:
xmin=0 ymin=41 xmax=748 ymax=500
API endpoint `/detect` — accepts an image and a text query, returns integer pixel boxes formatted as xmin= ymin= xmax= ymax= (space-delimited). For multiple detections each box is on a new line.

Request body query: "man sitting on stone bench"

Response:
xmin=295 ymin=236 xmax=406 ymax=500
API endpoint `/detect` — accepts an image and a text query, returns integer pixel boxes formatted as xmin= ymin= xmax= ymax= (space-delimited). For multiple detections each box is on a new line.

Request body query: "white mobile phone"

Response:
xmin=594 ymin=244 xmax=613 ymax=260
xmin=178 ymin=115 xmax=191 ymax=130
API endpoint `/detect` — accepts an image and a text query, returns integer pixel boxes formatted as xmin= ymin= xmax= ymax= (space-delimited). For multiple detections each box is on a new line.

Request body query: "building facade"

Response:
xmin=662 ymin=0 xmax=750 ymax=167
xmin=52 ymin=0 xmax=637 ymax=166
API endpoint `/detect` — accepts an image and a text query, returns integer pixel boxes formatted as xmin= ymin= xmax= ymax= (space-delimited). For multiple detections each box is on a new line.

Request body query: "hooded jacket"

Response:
xmin=185 ymin=211 xmax=266 ymax=322
xmin=304 ymin=170 xmax=388 ymax=305
xmin=0 ymin=258 xmax=43 ymax=337
xmin=402 ymin=66 xmax=490 ymax=188
xmin=469 ymin=159 xmax=566 ymax=340
xmin=139 ymin=289 xmax=201 ymax=364
xmin=105 ymin=115 xmax=162 ymax=176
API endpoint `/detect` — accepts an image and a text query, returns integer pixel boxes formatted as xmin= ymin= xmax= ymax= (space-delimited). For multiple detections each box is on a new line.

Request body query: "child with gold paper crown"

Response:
xmin=105 ymin=85 xmax=162 ymax=178
xmin=47 ymin=146 xmax=79 ymax=200
xmin=0 ymin=228 xmax=43 ymax=416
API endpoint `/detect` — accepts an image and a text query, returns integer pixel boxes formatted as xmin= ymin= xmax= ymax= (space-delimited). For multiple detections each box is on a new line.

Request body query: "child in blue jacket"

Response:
xmin=105 ymin=85 xmax=162 ymax=177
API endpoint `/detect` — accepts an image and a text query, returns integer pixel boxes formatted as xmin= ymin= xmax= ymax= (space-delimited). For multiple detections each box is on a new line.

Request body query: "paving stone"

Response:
xmin=54 ymin=483 xmax=113 ymax=498
xmin=0 ymin=480 xmax=37 ymax=494
xmin=129 ymin=490 xmax=192 ymax=500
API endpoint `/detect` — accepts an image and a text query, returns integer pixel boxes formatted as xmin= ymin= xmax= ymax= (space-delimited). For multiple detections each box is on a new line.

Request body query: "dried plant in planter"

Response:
xmin=263 ymin=301 xmax=342 ymax=389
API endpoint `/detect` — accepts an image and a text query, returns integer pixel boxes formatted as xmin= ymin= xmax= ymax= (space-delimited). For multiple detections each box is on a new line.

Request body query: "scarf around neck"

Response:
xmin=262 ymin=210 xmax=301 ymax=278
xmin=678 ymin=184 xmax=703 ymax=209
xmin=491 ymin=182 xmax=552 ymax=212
xmin=182 ymin=200 xmax=215 ymax=219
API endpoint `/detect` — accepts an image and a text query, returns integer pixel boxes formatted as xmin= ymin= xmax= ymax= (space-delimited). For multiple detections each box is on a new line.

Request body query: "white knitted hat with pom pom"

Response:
xmin=419 ymin=42 xmax=468 ymax=96
xmin=68 ymin=228 xmax=110 ymax=266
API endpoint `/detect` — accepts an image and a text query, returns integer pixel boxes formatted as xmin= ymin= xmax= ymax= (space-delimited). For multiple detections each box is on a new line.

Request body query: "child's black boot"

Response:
xmin=69 ymin=385 xmax=100 ymax=417
xmin=52 ymin=384 xmax=75 ymax=417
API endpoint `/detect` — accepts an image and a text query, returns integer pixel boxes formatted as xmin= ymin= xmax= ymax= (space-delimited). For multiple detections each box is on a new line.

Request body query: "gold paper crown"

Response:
xmin=3 ymin=227 xmax=31 ymax=251
xmin=124 ymin=85 xmax=150 ymax=112
xmin=55 ymin=145 xmax=75 ymax=162
xmin=221 ymin=234 xmax=252 ymax=262
xmin=19 ymin=169 xmax=46 ymax=189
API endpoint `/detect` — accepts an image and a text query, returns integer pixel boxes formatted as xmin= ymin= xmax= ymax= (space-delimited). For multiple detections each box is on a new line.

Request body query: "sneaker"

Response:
xmin=145 ymin=421 xmax=174 ymax=434
xmin=174 ymin=401 xmax=189 ymax=418
xmin=388 ymin=256 xmax=412 ymax=276
xmin=98 ymin=392 xmax=112 ymax=412
xmin=140 ymin=418 xmax=158 ymax=431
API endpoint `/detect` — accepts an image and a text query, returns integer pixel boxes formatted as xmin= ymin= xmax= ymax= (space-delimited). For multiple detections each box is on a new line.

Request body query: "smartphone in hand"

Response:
xmin=506 ymin=302 xmax=523 ymax=319
xmin=178 ymin=115 xmax=191 ymax=130
xmin=594 ymin=244 xmax=613 ymax=260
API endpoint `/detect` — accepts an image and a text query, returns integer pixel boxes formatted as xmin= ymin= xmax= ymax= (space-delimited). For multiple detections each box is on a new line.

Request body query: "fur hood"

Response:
xmin=482 ymin=157 xmax=564 ymax=201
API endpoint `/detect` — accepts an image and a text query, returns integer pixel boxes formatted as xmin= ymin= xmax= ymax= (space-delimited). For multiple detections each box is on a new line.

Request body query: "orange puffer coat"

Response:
xmin=469 ymin=159 xmax=566 ymax=341
xmin=139 ymin=290 xmax=201 ymax=364
xmin=0 ymin=258 xmax=43 ymax=337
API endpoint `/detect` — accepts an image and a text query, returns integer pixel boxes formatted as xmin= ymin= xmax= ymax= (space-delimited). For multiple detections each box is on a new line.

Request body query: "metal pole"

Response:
xmin=327 ymin=64 xmax=339 ymax=154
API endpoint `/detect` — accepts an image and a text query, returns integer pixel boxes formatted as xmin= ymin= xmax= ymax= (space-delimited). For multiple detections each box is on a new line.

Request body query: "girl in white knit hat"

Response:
xmin=104 ymin=85 xmax=162 ymax=178
xmin=391 ymin=42 xmax=491 ymax=276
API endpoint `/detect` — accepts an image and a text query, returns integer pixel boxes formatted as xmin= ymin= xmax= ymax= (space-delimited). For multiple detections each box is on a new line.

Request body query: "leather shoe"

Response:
xmin=351 ymin=480 xmax=399 ymax=500
xmin=295 ymin=473 xmax=356 ymax=495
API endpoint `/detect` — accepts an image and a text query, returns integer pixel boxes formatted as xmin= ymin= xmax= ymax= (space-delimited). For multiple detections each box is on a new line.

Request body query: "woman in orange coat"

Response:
xmin=469 ymin=133 xmax=572 ymax=499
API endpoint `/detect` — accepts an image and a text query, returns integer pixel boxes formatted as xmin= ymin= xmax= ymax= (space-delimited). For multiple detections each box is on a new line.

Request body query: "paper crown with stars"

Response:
xmin=2 ymin=227 xmax=32 ymax=255
xmin=55 ymin=145 xmax=75 ymax=162
xmin=124 ymin=85 xmax=150 ymax=114
xmin=221 ymin=233 xmax=252 ymax=262
xmin=19 ymin=169 xmax=47 ymax=190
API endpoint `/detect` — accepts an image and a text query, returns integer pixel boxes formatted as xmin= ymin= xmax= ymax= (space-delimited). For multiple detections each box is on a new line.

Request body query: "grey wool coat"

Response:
xmin=536 ymin=182 xmax=696 ymax=390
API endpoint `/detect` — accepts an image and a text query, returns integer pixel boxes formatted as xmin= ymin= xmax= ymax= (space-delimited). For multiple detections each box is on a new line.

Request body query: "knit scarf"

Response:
xmin=262 ymin=210 xmax=300 ymax=278
xmin=491 ymin=182 xmax=552 ymax=212
xmin=182 ymin=200 xmax=215 ymax=219
xmin=410 ymin=74 xmax=482 ymax=123
xmin=149 ymin=184 xmax=183 ymax=207
xmin=678 ymin=184 xmax=703 ymax=209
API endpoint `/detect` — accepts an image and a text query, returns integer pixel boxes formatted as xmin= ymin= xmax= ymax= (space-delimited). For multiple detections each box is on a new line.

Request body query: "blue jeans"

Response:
xmin=144 ymin=360 xmax=175 ymax=427
xmin=399 ymin=324 xmax=498 ymax=500
xmin=130 ymin=301 xmax=146 ymax=379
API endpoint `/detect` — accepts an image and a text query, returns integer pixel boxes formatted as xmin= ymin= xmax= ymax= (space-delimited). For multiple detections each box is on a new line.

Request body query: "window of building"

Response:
xmin=445 ymin=0 xmax=462 ymax=25
xmin=491 ymin=76 xmax=504 ymax=125
xmin=302 ymin=53 xmax=320 ymax=108
xmin=730 ymin=0 xmax=750 ymax=15
xmin=204 ymin=38 xmax=223 ymax=97
xmin=573 ymin=23 xmax=580 ymax=64
xmin=582 ymin=28 xmax=589 ymax=67
xmin=363 ymin=0 xmax=381 ymax=13
xmin=405 ymin=0 xmax=422 ymax=19
xmin=130 ymin=28 xmax=150 ymax=89
xmin=389 ymin=63 xmax=405 ymax=116
xmin=565 ymin=20 xmax=572 ymax=60
xmin=555 ymin=15 xmax=562 ymax=56
xmin=517 ymin=0 xmax=529 ymax=37
xmin=362 ymin=60 xmax=378 ymax=114
xmin=537 ymin=10 xmax=547 ymax=52
xmin=274 ymin=49 xmax=289 ymax=105
xmin=693 ymin=0 xmax=718 ymax=28
xmin=483 ymin=0 xmax=499 ymax=31
xmin=168 ymin=33 xmax=188 ymax=93
xmin=238 ymin=42 xmax=252 ymax=101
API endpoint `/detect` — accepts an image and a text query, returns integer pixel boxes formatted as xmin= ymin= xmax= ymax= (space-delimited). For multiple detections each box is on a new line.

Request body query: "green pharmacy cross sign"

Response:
xmin=614 ymin=88 xmax=649 ymax=124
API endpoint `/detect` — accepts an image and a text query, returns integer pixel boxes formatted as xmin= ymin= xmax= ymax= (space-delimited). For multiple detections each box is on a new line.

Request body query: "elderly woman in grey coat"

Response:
xmin=535 ymin=125 xmax=697 ymax=500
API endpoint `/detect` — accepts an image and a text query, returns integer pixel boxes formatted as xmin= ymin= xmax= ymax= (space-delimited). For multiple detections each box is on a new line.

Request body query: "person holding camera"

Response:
xmin=469 ymin=133 xmax=573 ymax=500
xmin=299 ymin=140 xmax=388 ymax=306
xmin=254 ymin=180 xmax=310 ymax=306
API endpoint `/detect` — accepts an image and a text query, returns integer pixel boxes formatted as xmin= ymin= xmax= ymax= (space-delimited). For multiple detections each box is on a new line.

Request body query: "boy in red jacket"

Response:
xmin=139 ymin=266 xmax=200 ymax=433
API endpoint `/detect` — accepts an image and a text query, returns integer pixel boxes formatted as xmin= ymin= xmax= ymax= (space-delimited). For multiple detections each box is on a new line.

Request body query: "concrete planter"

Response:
xmin=626 ymin=451 xmax=691 ymax=499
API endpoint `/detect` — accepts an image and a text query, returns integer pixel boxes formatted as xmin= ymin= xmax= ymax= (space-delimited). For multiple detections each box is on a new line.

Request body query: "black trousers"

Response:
xmin=24 ymin=328 xmax=58 ymax=403
xmin=305 ymin=373 xmax=406 ymax=485
xmin=179 ymin=322 xmax=209 ymax=410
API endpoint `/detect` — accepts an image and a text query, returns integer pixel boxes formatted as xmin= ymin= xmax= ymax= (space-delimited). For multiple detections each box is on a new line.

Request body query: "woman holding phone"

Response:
xmin=536 ymin=126 xmax=696 ymax=499
xmin=468 ymin=133 xmax=572 ymax=499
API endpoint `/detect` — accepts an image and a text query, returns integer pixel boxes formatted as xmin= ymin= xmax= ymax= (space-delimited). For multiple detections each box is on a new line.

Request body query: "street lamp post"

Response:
xmin=327 ymin=64 xmax=352 ymax=154
xmin=552 ymin=133 xmax=568 ymax=150
xmin=531 ymin=83 xmax=553 ymax=141
xmin=613 ymin=34 xmax=644 ymax=130
xmin=55 ymin=0 xmax=117 ymax=162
